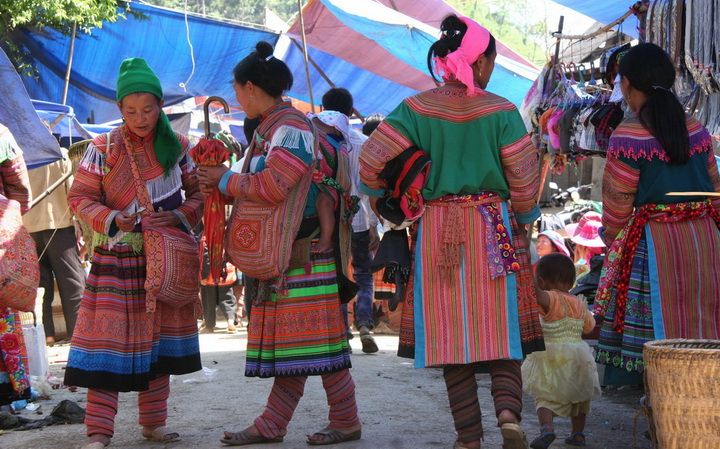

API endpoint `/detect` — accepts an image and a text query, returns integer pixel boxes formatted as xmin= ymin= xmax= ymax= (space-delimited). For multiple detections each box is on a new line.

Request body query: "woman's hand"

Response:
xmin=115 ymin=211 xmax=139 ymax=233
xmin=146 ymin=210 xmax=181 ymax=227
xmin=196 ymin=165 xmax=230 ymax=196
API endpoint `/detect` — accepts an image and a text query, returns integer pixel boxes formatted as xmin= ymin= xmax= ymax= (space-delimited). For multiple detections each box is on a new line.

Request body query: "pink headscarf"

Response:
xmin=433 ymin=16 xmax=491 ymax=97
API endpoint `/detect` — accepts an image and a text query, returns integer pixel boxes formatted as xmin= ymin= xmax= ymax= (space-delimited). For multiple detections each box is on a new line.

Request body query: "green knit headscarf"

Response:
xmin=116 ymin=58 xmax=181 ymax=175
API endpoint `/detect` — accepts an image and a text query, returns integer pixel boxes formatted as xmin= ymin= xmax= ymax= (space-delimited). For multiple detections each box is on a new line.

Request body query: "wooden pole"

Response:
xmin=29 ymin=171 xmax=72 ymax=210
xmin=61 ymin=22 xmax=77 ymax=105
xmin=549 ymin=16 xmax=564 ymax=93
xmin=297 ymin=0 xmax=316 ymax=113
xmin=289 ymin=38 xmax=365 ymax=120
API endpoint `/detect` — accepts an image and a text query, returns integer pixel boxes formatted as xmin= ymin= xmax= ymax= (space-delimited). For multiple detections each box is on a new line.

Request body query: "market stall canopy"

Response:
xmin=550 ymin=0 xmax=641 ymax=38
xmin=17 ymin=1 xmax=278 ymax=124
xmin=284 ymin=0 xmax=539 ymax=114
xmin=0 ymin=47 xmax=63 ymax=169
xmin=16 ymin=0 xmax=538 ymax=125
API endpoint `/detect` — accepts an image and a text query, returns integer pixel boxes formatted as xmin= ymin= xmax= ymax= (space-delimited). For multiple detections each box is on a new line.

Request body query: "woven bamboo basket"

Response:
xmin=643 ymin=339 xmax=720 ymax=449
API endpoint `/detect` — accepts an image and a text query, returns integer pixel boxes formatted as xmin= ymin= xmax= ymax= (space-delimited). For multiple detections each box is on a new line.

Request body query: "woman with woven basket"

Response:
xmin=594 ymin=43 xmax=720 ymax=378
xmin=64 ymin=58 xmax=204 ymax=449
xmin=196 ymin=41 xmax=360 ymax=446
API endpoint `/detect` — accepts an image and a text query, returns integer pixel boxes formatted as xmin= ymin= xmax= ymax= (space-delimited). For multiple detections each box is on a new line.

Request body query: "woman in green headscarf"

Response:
xmin=64 ymin=58 xmax=204 ymax=449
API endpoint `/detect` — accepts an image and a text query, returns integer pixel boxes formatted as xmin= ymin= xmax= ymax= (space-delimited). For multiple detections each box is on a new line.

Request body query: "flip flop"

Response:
xmin=530 ymin=424 xmax=555 ymax=449
xmin=142 ymin=426 xmax=180 ymax=443
xmin=564 ymin=432 xmax=586 ymax=446
xmin=306 ymin=427 xmax=362 ymax=446
xmin=501 ymin=423 xmax=529 ymax=449
xmin=220 ymin=429 xmax=285 ymax=446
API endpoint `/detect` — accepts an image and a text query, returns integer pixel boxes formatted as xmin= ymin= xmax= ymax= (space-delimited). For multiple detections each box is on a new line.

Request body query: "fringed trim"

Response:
xmin=94 ymin=231 xmax=144 ymax=253
xmin=267 ymin=126 xmax=314 ymax=158
xmin=608 ymin=131 xmax=711 ymax=162
xmin=78 ymin=144 xmax=106 ymax=175
xmin=145 ymin=165 xmax=182 ymax=203
xmin=596 ymin=349 xmax=645 ymax=373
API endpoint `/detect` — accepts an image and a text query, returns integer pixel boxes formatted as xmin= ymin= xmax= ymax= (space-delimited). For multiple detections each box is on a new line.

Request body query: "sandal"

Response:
xmin=530 ymin=424 xmax=556 ymax=449
xmin=453 ymin=440 xmax=480 ymax=449
xmin=142 ymin=426 xmax=180 ymax=443
xmin=500 ymin=422 xmax=529 ymax=449
xmin=306 ymin=427 xmax=362 ymax=446
xmin=220 ymin=429 xmax=285 ymax=446
xmin=564 ymin=432 xmax=586 ymax=446
xmin=81 ymin=443 xmax=108 ymax=449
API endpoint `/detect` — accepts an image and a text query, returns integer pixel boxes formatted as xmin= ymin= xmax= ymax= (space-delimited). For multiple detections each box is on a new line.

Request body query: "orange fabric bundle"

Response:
xmin=189 ymin=138 xmax=229 ymax=284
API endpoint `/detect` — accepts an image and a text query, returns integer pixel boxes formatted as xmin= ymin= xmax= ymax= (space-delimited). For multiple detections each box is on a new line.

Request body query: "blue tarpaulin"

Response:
xmin=551 ymin=0 xmax=640 ymax=38
xmin=19 ymin=2 xmax=278 ymax=124
xmin=285 ymin=0 xmax=538 ymax=113
xmin=17 ymin=0 xmax=537 ymax=126
xmin=0 ymin=47 xmax=63 ymax=169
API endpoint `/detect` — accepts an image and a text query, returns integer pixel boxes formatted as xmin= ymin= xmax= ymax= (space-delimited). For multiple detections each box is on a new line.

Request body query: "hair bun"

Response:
xmin=255 ymin=41 xmax=274 ymax=59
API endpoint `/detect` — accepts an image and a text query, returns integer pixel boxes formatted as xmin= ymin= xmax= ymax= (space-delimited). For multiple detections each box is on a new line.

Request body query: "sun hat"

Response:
xmin=565 ymin=211 xmax=602 ymax=239
xmin=570 ymin=220 xmax=606 ymax=248
xmin=538 ymin=230 xmax=571 ymax=258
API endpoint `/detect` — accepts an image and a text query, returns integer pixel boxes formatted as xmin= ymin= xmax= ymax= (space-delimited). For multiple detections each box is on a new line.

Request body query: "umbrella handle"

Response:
xmin=203 ymin=96 xmax=230 ymax=138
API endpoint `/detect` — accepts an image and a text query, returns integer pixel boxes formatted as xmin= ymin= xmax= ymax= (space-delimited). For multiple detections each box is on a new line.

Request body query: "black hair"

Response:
xmin=535 ymin=253 xmax=576 ymax=289
xmin=233 ymin=41 xmax=293 ymax=98
xmin=362 ymin=113 xmax=385 ymax=136
xmin=427 ymin=14 xmax=496 ymax=82
xmin=243 ymin=116 xmax=260 ymax=145
xmin=322 ymin=88 xmax=354 ymax=116
xmin=618 ymin=43 xmax=690 ymax=165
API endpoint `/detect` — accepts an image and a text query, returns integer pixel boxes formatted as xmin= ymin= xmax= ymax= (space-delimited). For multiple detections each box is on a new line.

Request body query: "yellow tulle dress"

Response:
xmin=522 ymin=290 xmax=601 ymax=417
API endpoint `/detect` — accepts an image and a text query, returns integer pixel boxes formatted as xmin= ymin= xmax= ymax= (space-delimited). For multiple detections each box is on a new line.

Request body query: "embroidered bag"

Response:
xmin=122 ymin=132 xmax=200 ymax=312
xmin=0 ymin=194 xmax=39 ymax=312
xmin=225 ymin=124 xmax=317 ymax=281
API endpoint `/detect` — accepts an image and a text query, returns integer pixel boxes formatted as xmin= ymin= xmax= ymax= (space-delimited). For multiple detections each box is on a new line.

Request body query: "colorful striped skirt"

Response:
xmin=64 ymin=243 xmax=201 ymax=392
xmin=595 ymin=217 xmax=720 ymax=373
xmin=407 ymin=199 xmax=533 ymax=368
xmin=245 ymin=251 xmax=351 ymax=378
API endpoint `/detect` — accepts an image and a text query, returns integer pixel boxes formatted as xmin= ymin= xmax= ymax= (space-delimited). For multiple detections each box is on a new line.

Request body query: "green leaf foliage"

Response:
xmin=1 ymin=0 xmax=135 ymax=76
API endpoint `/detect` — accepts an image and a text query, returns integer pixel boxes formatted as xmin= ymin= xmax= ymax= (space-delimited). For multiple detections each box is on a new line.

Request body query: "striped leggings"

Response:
xmin=443 ymin=360 xmax=523 ymax=443
xmin=85 ymin=375 xmax=170 ymax=437
xmin=254 ymin=369 xmax=359 ymax=439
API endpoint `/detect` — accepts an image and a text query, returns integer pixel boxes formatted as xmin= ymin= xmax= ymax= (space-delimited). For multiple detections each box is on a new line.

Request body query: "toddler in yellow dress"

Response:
xmin=523 ymin=253 xmax=601 ymax=448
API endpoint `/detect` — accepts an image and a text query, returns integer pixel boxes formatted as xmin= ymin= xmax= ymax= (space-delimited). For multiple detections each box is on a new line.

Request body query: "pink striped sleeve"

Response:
xmin=500 ymin=134 xmax=540 ymax=216
xmin=0 ymin=155 xmax=31 ymax=214
xmin=602 ymin=155 xmax=639 ymax=242
xmin=360 ymin=120 xmax=413 ymax=193
xmin=225 ymin=148 xmax=310 ymax=204
xmin=67 ymin=142 xmax=118 ymax=235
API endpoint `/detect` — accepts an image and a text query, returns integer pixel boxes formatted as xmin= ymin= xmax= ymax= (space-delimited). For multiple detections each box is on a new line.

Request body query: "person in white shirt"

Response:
xmin=322 ymin=88 xmax=380 ymax=354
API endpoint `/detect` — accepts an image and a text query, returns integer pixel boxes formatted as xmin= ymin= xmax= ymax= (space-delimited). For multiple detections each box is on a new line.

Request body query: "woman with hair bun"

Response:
xmin=196 ymin=41 xmax=360 ymax=447
xmin=361 ymin=14 xmax=543 ymax=449
xmin=594 ymin=43 xmax=720 ymax=381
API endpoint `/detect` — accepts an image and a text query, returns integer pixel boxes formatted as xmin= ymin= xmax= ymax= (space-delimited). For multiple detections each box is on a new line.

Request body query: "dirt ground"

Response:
xmin=1 ymin=326 xmax=653 ymax=449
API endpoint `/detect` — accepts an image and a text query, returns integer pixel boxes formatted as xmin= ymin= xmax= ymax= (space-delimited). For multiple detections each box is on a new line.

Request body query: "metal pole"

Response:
xmin=297 ymin=0 xmax=316 ymax=113
xmin=61 ymin=22 xmax=77 ymax=105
